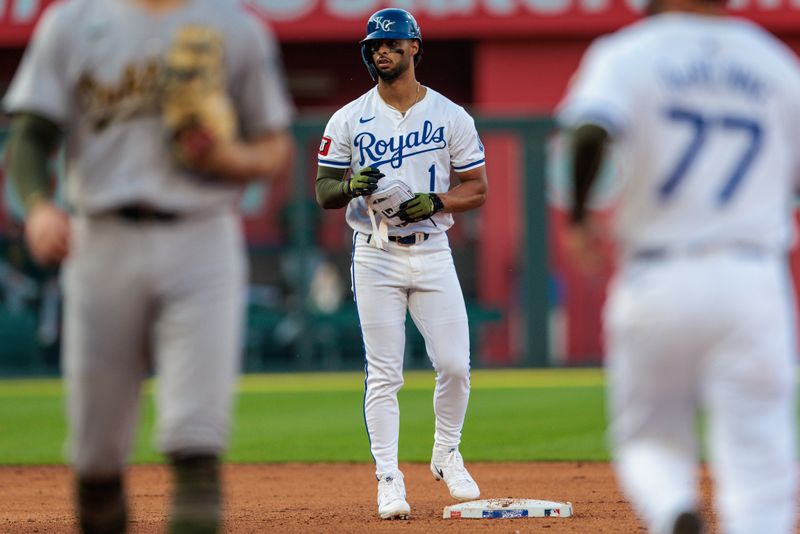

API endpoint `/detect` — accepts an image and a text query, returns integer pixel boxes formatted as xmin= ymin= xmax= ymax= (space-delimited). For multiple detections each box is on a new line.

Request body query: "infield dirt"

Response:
xmin=1 ymin=462 xmax=716 ymax=533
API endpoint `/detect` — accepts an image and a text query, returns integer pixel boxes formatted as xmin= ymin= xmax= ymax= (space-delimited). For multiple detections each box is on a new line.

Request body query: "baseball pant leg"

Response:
xmin=607 ymin=346 xmax=700 ymax=534
xmin=62 ymin=217 xmax=151 ymax=477
xmin=703 ymin=259 xmax=797 ymax=534
xmin=605 ymin=266 xmax=702 ymax=534
xmin=407 ymin=240 xmax=470 ymax=450
xmin=352 ymin=234 xmax=409 ymax=478
xmin=152 ymin=213 xmax=247 ymax=456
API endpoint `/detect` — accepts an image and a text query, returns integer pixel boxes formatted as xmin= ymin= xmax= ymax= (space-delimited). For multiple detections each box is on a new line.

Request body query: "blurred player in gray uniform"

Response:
xmin=3 ymin=0 xmax=293 ymax=532
xmin=315 ymin=8 xmax=487 ymax=520
xmin=558 ymin=0 xmax=800 ymax=532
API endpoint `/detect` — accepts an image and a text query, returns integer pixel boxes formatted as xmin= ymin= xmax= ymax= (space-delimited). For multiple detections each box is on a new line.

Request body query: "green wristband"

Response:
xmin=341 ymin=180 xmax=354 ymax=198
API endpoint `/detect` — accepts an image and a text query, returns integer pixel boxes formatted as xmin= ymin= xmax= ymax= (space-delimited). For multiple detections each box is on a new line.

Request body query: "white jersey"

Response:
xmin=3 ymin=0 xmax=294 ymax=215
xmin=557 ymin=13 xmax=800 ymax=256
xmin=318 ymin=86 xmax=485 ymax=235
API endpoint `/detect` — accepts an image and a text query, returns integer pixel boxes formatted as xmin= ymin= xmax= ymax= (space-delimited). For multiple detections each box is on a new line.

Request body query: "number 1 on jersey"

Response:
xmin=659 ymin=107 xmax=763 ymax=205
xmin=428 ymin=164 xmax=435 ymax=192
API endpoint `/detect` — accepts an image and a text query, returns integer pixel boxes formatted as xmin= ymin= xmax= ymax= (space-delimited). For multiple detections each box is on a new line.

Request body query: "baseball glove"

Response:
xmin=160 ymin=25 xmax=236 ymax=168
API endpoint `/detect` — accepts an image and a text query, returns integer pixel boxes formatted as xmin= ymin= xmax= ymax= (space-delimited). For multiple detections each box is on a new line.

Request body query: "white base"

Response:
xmin=443 ymin=498 xmax=573 ymax=519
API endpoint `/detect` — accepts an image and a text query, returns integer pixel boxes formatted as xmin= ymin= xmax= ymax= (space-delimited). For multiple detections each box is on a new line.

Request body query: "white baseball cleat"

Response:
xmin=430 ymin=447 xmax=480 ymax=501
xmin=377 ymin=471 xmax=411 ymax=520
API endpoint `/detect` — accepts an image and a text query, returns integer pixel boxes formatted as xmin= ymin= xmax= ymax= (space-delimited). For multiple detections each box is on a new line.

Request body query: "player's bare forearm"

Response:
xmin=562 ymin=217 xmax=610 ymax=275
xmin=439 ymin=166 xmax=488 ymax=212
xmin=249 ymin=130 xmax=294 ymax=181
xmin=203 ymin=130 xmax=293 ymax=184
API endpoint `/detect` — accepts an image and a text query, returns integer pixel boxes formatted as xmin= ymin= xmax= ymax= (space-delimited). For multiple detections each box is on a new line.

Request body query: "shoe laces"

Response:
xmin=441 ymin=450 xmax=473 ymax=485
xmin=378 ymin=472 xmax=405 ymax=503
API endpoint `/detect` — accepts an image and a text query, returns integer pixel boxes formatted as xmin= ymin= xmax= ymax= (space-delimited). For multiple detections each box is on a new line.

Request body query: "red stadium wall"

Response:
xmin=473 ymin=32 xmax=800 ymax=363
xmin=474 ymin=39 xmax=604 ymax=363
xmin=3 ymin=0 xmax=800 ymax=364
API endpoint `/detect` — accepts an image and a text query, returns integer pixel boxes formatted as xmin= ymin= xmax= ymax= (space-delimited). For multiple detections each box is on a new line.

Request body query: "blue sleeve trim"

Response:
xmin=453 ymin=159 xmax=486 ymax=172
xmin=318 ymin=158 xmax=351 ymax=168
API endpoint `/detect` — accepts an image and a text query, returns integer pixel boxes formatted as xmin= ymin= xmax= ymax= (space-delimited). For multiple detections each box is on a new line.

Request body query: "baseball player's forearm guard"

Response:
xmin=7 ymin=113 xmax=63 ymax=212
xmin=570 ymin=123 xmax=608 ymax=224
xmin=316 ymin=166 xmax=351 ymax=209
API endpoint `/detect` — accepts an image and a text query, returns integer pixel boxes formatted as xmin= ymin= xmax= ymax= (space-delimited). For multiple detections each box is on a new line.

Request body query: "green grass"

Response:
xmin=0 ymin=369 xmax=608 ymax=465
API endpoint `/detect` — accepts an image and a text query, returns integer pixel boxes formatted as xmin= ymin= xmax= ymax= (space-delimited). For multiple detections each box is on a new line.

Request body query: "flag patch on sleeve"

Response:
xmin=319 ymin=136 xmax=332 ymax=156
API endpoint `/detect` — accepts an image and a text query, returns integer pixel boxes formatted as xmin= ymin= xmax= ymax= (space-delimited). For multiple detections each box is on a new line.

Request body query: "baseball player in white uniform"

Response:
xmin=3 ymin=0 xmax=293 ymax=532
xmin=315 ymin=8 xmax=488 ymax=520
xmin=557 ymin=0 xmax=800 ymax=533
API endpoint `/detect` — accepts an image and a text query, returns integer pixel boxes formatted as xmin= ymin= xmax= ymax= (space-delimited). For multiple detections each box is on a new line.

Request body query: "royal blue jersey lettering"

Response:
xmin=355 ymin=120 xmax=447 ymax=168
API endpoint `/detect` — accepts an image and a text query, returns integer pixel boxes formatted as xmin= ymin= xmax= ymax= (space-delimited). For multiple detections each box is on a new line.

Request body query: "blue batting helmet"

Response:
xmin=360 ymin=8 xmax=423 ymax=81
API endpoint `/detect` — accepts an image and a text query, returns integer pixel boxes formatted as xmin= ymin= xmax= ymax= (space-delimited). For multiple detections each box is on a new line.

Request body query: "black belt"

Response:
xmin=112 ymin=205 xmax=181 ymax=223
xmin=390 ymin=233 xmax=429 ymax=245
xmin=366 ymin=233 xmax=430 ymax=245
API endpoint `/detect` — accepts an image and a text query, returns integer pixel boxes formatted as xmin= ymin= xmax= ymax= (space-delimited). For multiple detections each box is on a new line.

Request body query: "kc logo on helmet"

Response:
xmin=370 ymin=16 xmax=395 ymax=31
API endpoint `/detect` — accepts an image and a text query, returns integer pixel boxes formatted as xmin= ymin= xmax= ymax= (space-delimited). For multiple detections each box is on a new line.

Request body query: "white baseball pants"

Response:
xmin=351 ymin=231 xmax=471 ymax=479
xmin=605 ymin=250 xmax=797 ymax=534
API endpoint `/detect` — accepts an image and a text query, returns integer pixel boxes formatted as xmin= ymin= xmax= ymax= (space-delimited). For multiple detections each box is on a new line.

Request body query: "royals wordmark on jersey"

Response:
xmin=318 ymin=86 xmax=485 ymax=236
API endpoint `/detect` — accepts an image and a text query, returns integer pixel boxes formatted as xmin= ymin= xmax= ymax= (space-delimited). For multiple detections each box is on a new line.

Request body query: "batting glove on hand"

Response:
xmin=343 ymin=167 xmax=385 ymax=197
xmin=398 ymin=193 xmax=444 ymax=223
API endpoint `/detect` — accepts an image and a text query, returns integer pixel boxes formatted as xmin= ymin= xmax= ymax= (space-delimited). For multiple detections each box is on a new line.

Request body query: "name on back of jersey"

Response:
xmin=659 ymin=59 xmax=769 ymax=102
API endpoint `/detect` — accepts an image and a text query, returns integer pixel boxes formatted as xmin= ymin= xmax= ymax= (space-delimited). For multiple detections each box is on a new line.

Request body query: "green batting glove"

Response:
xmin=398 ymin=193 xmax=445 ymax=223
xmin=342 ymin=167 xmax=385 ymax=197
